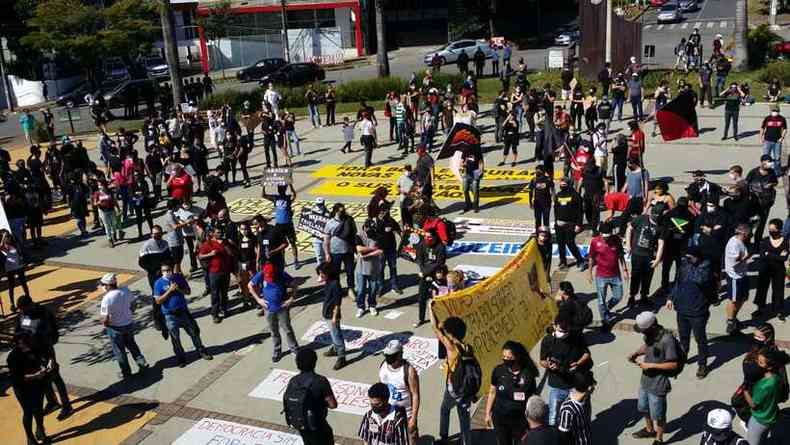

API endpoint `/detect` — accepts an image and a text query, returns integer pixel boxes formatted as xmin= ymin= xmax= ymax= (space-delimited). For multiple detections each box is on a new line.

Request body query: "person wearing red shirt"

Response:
xmin=628 ymin=121 xmax=645 ymax=162
xmin=421 ymin=211 xmax=450 ymax=245
xmin=167 ymin=164 xmax=193 ymax=203
xmin=198 ymin=226 xmax=233 ymax=323
xmin=588 ymin=222 xmax=628 ymax=331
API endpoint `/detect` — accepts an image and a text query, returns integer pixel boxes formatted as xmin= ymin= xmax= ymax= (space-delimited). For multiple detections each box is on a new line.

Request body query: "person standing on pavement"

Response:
xmin=310 ymin=198 xmax=330 ymax=265
xmin=557 ymin=370 xmax=595 ymax=445
xmin=553 ymin=177 xmax=587 ymax=271
xmin=198 ymin=226 xmax=233 ymax=324
xmin=372 ymin=203 xmax=402 ymax=295
xmin=378 ymin=339 xmax=421 ymax=445
xmin=666 ymin=247 xmax=712 ymax=379
xmin=415 ymin=230 xmax=447 ymax=327
xmin=724 ymin=224 xmax=752 ymax=335
xmin=248 ymin=262 xmax=299 ymax=362
xmin=175 ymin=199 xmax=202 ymax=275
xmin=473 ymin=46 xmax=486 ymax=78
xmin=7 ymin=331 xmax=50 ymax=445
xmin=598 ymin=62 xmax=612 ymax=97
xmin=15 ymin=295 xmax=73 ymax=421
xmin=761 ymin=104 xmax=786 ymax=177
xmin=720 ymin=83 xmax=745 ymax=141
xmin=700 ymin=409 xmax=748 ymax=445
xmin=627 ymin=73 xmax=644 ymax=121
xmin=611 ymin=73 xmax=627 ymax=121
xmin=588 ymin=222 xmax=628 ymax=331
xmin=317 ymin=262 xmax=347 ymax=370
xmin=19 ymin=109 xmax=36 ymax=145
xmin=625 ymin=205 xmax=665 ymax=307
xmin=360 ymin=112 xmax=377 ymax=168
xmin=743 ymin=348 xmax=790 ymax=445
xmin=462 ymin=146 xmax=484 ymax=213
xmin=746 ymin=156 xmax=778 ymax=240
xmin=354 ymin=221 xmax=384 ymax=318
xmin=286 ymin=348 xmax=339 ymax=445
xmin=264 ymin=83 xmax=282 ymax=117
xmin=98 ymin=273 xmax=149 ymax=379
xmin=529 ymin=166 xmax=553 ymax=230
xmin=325 ymin=83 xmax=337 ymax=126
xmin=484 ymin=341 xmax=538 ymax=445
xmin=698 ymin=62 xmax=714 ymax=108
xmin=263 ymin=183 xmax=300 ymax=269
xmin=324 ymin=203 xmax=357 ymax=293
xmin=753 ymin=219 xmax=788 ymax=321
xmin=580 ymin=158 xmax=605 ymax=230
xmin=629 ymin=311 xmax=679 ymax=445
xmin=358 ymin=383 xmax=410 ymax=445
xmin=457 ymin=50 xmax=469 ymax=77
xmin=154 ymin=263 xmax=213 ymax=367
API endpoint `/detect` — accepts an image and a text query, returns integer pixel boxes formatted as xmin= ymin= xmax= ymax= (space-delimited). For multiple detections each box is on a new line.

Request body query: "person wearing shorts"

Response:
xmin=724 ymin=224 xmax=751 ymax=335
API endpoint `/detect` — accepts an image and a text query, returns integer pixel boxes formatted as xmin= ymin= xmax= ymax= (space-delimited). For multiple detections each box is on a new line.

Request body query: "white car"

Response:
xmin=554 ymin=30 xmax=580 ymax=46
xmin=657 ymin=3 xmax=683 ymax=23
xmin=423 ymin=39 xmax=495 ymax=66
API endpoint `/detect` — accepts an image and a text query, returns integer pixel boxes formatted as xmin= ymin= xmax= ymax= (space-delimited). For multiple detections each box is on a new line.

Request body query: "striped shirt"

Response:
xmin=358 ymin=405 xmax=409 ymax=445
xmin=558 ymin=398 xmax=592 ymax=445
xmin=394 ymin=103 xmax=407 ymax=124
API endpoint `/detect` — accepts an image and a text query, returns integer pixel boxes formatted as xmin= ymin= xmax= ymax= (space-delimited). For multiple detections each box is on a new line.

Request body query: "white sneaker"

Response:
xmin=356 ymin=308 xmax=365 ymax=318
xmin=370 ymin=307 xmax=378 ymax=316
xmin=737 ymin=418 xmax=747 ymax=433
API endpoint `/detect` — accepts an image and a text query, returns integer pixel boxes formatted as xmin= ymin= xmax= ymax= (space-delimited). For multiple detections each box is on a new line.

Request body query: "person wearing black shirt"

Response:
xmin=256 ymin=219 xmax=288 ymax=273
xmin=535 ymin=227 xmax=553 ymax=275
xmin=754 ymin=219 xmax=789 ymax=320
xmin=484 ymin=341 xmax=538 ymax=445
xmin=625 ymin=206 xmax=665 ymax=306
xmin=598 ymin=63 xmax=612 ymax=96
xmin=462 ymin=149 xmax=484 ymax=213
xmin=502 ymin=112 xmax=519 ymax=167
xmin=8 ymin=332 xmax=52 ymax=444
xmin=530 ymin=166 xmax=554 ymax=230
xmin=372 ymin=204 xmax=402 ymax=294
xmin=569 ymin=87 xmax=584 ymax=130
xmin=611 ymin=74 xmax=627 ymax=121
xmin=325 ymin=84 xmax=337 ymax=126
xmin=720 ymin=83 xmax=744 ymax=140
xmin=580 ymin=159 xmax=605 ymax=230
xmin=723 ymin=184 xmax=758 ymax=229
xmin=317 ymin=263 xmax=347 ymax=370
xmin=493 ymin=91 xmax=508 ymax=143
xmin=659 ymin=198 xmax=695 ymax=293
xmin=539 ymin=314 xmax=592 ymax=427
xmin=523 ymin=396 xmax=560 ymax=444
xmin=525 ymin=89 xmax=540 ymax=140
xmin=415 ymin=230 xmax=447 ymax=327
xmin=457 ymin=51 xmax=469 ymax=76
xmin=144 ymin=147 xmax=165 ymax=202
xmin=686 ymin=171 xmax=722 ymax=213
xmin=554 ymin=178 xmax=587 ymax=270
xmin=260 ymin=107 xmax=278 ymax=168
xmin=287 ymin=348 xmax=339 ymax=445
xmin=746 ymin=157 xmax=778 ymax=240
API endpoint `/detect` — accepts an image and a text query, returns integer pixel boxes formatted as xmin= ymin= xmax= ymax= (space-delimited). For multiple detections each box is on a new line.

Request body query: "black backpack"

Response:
xmin=441 ymin=218 xmax=457 ymax=246
xmin=665 ymin=332 xmax=687 ymax=378
xmin=450 ymin=344 xmax=482 ymax=402
xmin=283 ymin=374 xmax=320 ymax=431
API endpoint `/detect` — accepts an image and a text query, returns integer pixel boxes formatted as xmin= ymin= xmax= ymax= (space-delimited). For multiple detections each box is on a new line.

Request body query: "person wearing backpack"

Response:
xmin=553 ymin=281 xmax=593 ymax=337
xmin=283 ymin=348 xmax=338 ymax=445
xmin=431 ymin=313 xmax=477 ymax=445
xmin=666 ymin=247 xmax=712 ymax=380
xmin=379 ymin=339 xmax=420 ymax=444
xmin=484 ymin=341 xmax=538 ymax=445
xmin=700 ymin=409 xmax=748 ymax=445
xmin=629 ymin=311 xmax=681 ymax=445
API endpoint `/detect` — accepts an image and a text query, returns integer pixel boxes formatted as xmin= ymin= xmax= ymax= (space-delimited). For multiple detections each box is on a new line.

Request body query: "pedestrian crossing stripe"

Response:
xmin=657 ymin=24 xmax=664 ymax=30
xmin=720 ymin=21 xmax=727 ymax=28
xmin=645 ymin=24 xmax=652 ymax=29
xmin=694 ymin=22 xmax=702 ymax=29
xmin=669 ymin=24 xmax=676 ymax=30
xmin=311 ymin=164 xmax=558 ymax=181
xmin=707 ymin=22 xmax=714 ymax=28
xmin=681 ymin=23 xmax=688 ymax=29
xmin=308 ymin=179 xmax=532 ymax=204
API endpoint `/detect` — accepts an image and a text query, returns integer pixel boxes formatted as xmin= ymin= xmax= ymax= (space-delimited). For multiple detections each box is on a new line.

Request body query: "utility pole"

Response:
xmin=375 ymin=0 xmax=389 ymax=77
xmin=734 ymin=0 xmax=748 ymax=70
xmin=160 ymin=0 xmax=183 ymax=107
xmin=281 ymin=0 xmax=291 ymax=62
xmin=0 ymin=39 xmax=14 ymax=112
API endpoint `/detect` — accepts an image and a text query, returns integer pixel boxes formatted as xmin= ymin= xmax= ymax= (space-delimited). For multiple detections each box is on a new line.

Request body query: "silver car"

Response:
xmin=423 ymin=39 xmax=495 ymax=66
xmin=554 ymin=30 xmax=580 ymax=46
xmin=657 ymin=3 xmax=683 ymax=23
xmin=679 ymin=0 xmax=698 ymax=12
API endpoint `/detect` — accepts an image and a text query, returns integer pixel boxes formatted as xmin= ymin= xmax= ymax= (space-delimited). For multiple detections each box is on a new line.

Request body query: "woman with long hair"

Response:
xmin=743 ymin=347 xmax=790 ymax=444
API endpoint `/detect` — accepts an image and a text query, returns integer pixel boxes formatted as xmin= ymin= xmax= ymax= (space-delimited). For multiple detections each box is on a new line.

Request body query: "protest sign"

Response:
xmin=249 ymin=369 xmax=371 ymax=415
xmin=432 ymin=239 xmax=557 ymax=400
xmin=311 ymin=164 xmax=546 ymax=182
xmin=228 ymin=198 xmax=401 ymax=222
xmin=309 ymin=180 xmax=531 ymax=204
xmin=261 ymin=167 xmax=293 ymax=188
xmin=0 ymin=200 xmax=10 ymax=232
xmin=173 ymin=418 xmax=302 ymax=445
xmin=296 ymin=207 xmax=330 ymax=238
xmin=301 ymin=321 xmax=439 ymax=374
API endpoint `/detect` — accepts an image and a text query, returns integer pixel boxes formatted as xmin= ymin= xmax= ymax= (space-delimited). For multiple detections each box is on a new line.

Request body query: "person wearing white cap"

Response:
xmin=628 ymin=311 xmax=680 ymax=445
xmin=98 ymin=273 xmax=149 ymax=379
xmin=700 ymin=408 xmax=747 ymax=445
xmin=378 ymin=339 xmax=420 ymax=444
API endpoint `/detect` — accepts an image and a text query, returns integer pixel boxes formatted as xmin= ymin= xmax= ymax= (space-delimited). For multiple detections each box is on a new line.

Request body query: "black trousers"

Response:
xmin=238 ymin=153 xmax=249 ymax=183
xmin=630 ymin=254 xmax=654 ymax=298
xmin=524 ymin=111 xmax=536 ymax=137
xmin=570 ymin=106 xmax=583 ymax=129
xmin=362 ymin=135 xmax=375 ymax=168
xmin=583 ymin=193 xmax=602 ymax=229
xmin=330 ymin=252 xmax=356 ymax=290
xmin=613 ymin=161 xmax=627 ymax=191
xmin=534 ymin=205 xmax=550 ymax=229
xmin=326 ymin=103 xmax=336 ymax=126
xmin=184 ymin=236 xmax=198 ymax=270
xmin=15 ymin=387 xmax=45 ymax=441
xmin=263 ymin=136 xmax=279 ymax=167
xmin=223 ymin=157 xmax=238 ymax=183
xmin=555 ymin=223 xmax=584 ymax=265
xmin=208 ymin=272 xmax=230 ymax=317
xmin=299 ymin=422 xmax=334 ymax=445
xmin=723 ymin=109 xmax=739 ymax=139
xmin=661 ymin=248 xmax=682 ymax=290
xmin=44 ymin=348 xmax=71 ymax=409
xmin=755 ymin=262 xmax=785 ymax=312
xmin=493 ymin=413 xmax=528 ymax=445
xmin=754 ymin=207 xmax=770 ymax=241
xmin=677 ymin=313 xmax=709 ymax=366
xmin=418 ymin=276 xmax=432 ymax=322
xmin=133 ymin=205 xmax=153 ymax=237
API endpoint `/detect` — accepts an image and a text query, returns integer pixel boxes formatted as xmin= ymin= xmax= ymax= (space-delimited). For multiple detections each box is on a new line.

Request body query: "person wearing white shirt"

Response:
xmin=454 ymin=104 xmax=477 ymax=127
xmin=98 ymin=273 xmax=149 ymax=379
xmin=592 ymin=123 xmax=608 ymax=174
xmin=359 ymin=113 xmax=377 ymax=168
xmin=264 ymin=83 xmax=282 ymax=117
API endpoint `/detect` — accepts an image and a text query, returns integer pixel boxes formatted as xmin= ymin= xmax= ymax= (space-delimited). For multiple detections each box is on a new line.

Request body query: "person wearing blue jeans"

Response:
xmin=99 ymin=273 xmax=149 ymax=379
xmin=432 ymin=314 xmax=473 ymax=445
xmin=761 ymin=105 xmax=786 ymax=176
xmin=353 ymin=230 xmax=383 ymax=317
xmin=318 ymin=262 xmax=347 ymax=370
xmin=439 ymin=388 xmax=472 ymax=445
xmin=462 ymin=150 xmax=484 ymax=213
xmin=588 ymin=222 xmax=627 ymax=330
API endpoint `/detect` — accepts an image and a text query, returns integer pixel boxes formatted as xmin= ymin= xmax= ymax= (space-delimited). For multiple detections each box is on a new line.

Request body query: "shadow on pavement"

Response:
xmin=49 ymin=401 xmax=158 ymax=443
xmin=593 ymin=398 xmax=641 ymax=445
xmin=664 ymin=399 xmax=730 ymax=444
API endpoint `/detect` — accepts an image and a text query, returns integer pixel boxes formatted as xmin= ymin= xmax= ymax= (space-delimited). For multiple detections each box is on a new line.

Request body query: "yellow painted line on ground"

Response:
xmin=309 ymin=179 xmax=532 ymax=204
xmin=311 ymin=164 xmax=558 ymax=182
xmin=228 ymin=198 xmax=402 ymax=221
xmin=0 ymin=388 xmax=156 ymax=445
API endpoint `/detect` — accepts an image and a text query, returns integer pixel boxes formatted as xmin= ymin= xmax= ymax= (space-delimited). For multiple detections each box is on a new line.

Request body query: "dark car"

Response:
xmin=258 ymin=63 xmax=326 ymax=87
xmin=102 ymin=79 xmax=158 ymax=108
xmin=56 ymin=82 xmax=95 ymax=107
xmin=236 ymin=58 xmax=287 ymax=82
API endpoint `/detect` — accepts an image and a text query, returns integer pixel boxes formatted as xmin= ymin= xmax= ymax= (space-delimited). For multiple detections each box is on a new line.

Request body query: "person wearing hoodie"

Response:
xmin=553 ymin=177 xmax=587 ymax=271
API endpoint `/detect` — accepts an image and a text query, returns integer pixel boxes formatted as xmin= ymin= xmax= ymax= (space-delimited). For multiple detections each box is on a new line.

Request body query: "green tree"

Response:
xmin=196 ymin=0 xmax=235 ymax=77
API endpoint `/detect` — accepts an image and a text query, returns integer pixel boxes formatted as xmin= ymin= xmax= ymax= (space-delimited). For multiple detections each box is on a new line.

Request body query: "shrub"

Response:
xmin=32 ymin=121 xmax=50 ymax=144
xmin=758 ymin=61 xmax=790 ymax=86
xmin=747 ymin=24 xmax=783 ymax=69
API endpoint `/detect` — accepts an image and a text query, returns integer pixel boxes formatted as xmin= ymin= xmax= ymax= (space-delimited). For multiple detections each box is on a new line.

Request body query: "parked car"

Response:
xmin=103 ymin=57 xmax=130 ymax=82
xmin=679 ymin=0 xmax=699 ymax=12
xmin=657 ymin=3 xmax=683 ymax=23
xmin=102 ymin=79 xmax=158 ymax=108
xmin=554 ymin=29 xmax=581 ymax=46
xmin=236 ymin=58 xmax=287 ymax=82
xmin=422 ymin=39 xmax=495 ymax=66
xmin=650 ymin=0 xmax=668 ymax=7
xmin=774 ymin=40 xmax=790 ymax=58
xmin=143 ymin=56 xmax=170 ymax=79
xmin=258 ymin=63 xmax=325 ymax=87
xmin=55 ymin=82 xmax=95 ymax=107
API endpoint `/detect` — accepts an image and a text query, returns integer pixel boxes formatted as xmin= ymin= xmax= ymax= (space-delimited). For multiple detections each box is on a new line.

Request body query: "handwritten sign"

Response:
xmin=301 ymin=321 xmax=439 ymax=374
xmin=173 ymin=418 xmax=303 ymax=445
xmin=548 ymin=49 xmax=565 ymax=69
xmin=296 ymin=207 xmax=330 ymax=238
xmin=262 ymin=167 xmax=293 ymax=188
xmin=249 ymin=369 xmax=371 ymax=415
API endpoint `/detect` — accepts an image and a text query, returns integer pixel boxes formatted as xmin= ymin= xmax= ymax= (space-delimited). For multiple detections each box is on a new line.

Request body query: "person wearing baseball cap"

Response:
xmin=700 ymin=408 xmax=747 ymax=444
xmin=629 ymin=311 xmax=680 ymax=444
xmin=98 ymin=273 xmax=150 ymax=379
xmin=378 ymin=339 xmax=420 ymax=444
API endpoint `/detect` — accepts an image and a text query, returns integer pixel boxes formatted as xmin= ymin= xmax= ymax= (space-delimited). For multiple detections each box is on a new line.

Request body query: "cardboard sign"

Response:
xmin=296 ymin=206 xmax=331 ymax=238
xmin=249 ymin=369 xmax=371 ymax=415
xmin=548 ymin=49 xmax=565 ymax=69
xmin=173 ymin=418 xmax=303 ymax=445
xmin=262 ymin=168 xmax=293 ymax=188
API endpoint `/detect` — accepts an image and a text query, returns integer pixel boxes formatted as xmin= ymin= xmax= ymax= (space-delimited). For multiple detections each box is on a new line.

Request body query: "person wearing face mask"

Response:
xmin=629 ymin=311 xmax=679 ymax=445
xmin=175 ymin=199 xmax=204 ymax=274
xmin=753 ymin=219 xmax=789 ymax=321
xmin=659 ymin=197 xmax=696 ymax=294
xmin=358 ymin=383 xmax=409 ymax=445
xmin=742 ymin=348 xmax=790 ymax=445
xmin=324 ymin=203 xmax=357 ymax=293
xmin=588 ymin=223 xmax=628 ymax=331
xmin=535 ymin=227 xmax=553 ymax=275
xmin=554 ymin=177 xmax=587 ymax=271
xmin=761 ymin=105 xmax=787 ymax=177
xmin=746 ymin=156 xmax=778 ymax=240
xmin=198 ymin=226 xmax=234 ymax=323
xmin=720 ymin=83 xmax=744 ymax=141
xmin=686 ymin=170 xmax=722 ymax=215
xmin=625 ymin=204 xmax=665 ymax=307
xmin=154 ymin=262 xmax=213 ymax=368
xmin=539 ymin=314 xmax=592 ymax=427
xmin=724 ymin=224 xmax=753 ymax=334
xmin=378 ymin=340 xmax=421 ymax=445
xmin=414 ymin=229 xmax=447 ymax=327
xmin=484 ymin=341 xmax=538 ymax=445
xmin=555 ymin=281 xmax=593 ymax=337
xmin=738 ymin=324 xmax=789 ymax=424
xmin=92 ymin=180 xmax=121 ymax=247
